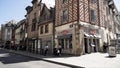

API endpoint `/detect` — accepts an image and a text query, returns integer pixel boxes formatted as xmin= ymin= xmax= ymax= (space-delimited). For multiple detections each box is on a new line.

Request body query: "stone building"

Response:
xmin=14 ymin=19 xmax=26 ymax=50
xmin=0 ymin=31 xmax=1 ymax=44
xmin=99 ymin=0 xmax=120 ymax=51
xmin=25 ymin=0 xmax=45 ymax=53
xmin=38 ymin=4 xmax=55 ymax=54
xmin=1 ymin=20 xmax=16 ymax=48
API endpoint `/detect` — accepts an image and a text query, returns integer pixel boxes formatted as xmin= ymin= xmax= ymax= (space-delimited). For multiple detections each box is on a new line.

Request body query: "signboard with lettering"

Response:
xmin=61 ymin=30 xmax=69 ymax=35
xmin=89 ymin=29 xmax=95 ymax=35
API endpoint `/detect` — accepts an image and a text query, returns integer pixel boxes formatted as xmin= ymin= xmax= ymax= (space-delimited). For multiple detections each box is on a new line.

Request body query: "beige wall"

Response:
xmin=15 ymin=26 xmax=21 ymax=44
xmin=39 ymin=22 xmax=53 ymax=37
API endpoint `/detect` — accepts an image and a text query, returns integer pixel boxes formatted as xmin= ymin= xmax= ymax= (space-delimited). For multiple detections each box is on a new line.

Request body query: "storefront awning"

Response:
xmin=90 ymin=35 xmax=94 ymax=37
xmin=94 ymin=35 xmax=101 ymax=38
xmin=57 ymin=34 xmax=72 ymax=39
xmin=84 ymin=33 xmax=90 ymax=37
xmin=84 ymin=33 xmax=101 ymax=38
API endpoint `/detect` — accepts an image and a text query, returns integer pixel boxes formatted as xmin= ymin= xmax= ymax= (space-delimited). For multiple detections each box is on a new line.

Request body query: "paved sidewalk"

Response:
xmin=45 ymin=53 xmax=120 ymax=68
xmin=1 ymin=48 xmax=120 ymax=68
xmin=1 ymin=48 xmax=83 ymax=68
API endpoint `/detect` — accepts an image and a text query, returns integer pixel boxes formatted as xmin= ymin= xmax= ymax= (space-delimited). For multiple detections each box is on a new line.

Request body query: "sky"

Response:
xmin=0 ymin=0 xmax=55 ymax=25
xmin=0 ymin=0 xmax=120 ymax=26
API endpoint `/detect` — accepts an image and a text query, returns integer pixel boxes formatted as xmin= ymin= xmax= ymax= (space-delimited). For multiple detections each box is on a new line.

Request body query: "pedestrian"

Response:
xmin=53 ymin=47 xmax=57 ymax=56
xmin=57 ymin=49 xmax=60 ymax=56
xmin=44 ymin=45 xmax=48 ymax=56
xmin=103 ymin=42 xmax=108 ymax=53
xmin=58 ymin=44 xmax=62 ymax=56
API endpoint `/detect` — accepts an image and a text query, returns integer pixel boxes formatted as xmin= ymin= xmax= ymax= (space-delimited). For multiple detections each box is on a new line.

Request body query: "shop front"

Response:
xmin=83 ymin=25 xmax=101 ymax=54
xmin=56 ymin=29 xmax=73 ymax=54
xmin=38 ymin=35 xmax=53 ymax=54
xmin=28 ymin=38 xmax=38 ymax=53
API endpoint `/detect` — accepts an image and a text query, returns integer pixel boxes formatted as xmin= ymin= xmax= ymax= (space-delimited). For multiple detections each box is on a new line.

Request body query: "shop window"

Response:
xmin=61 ymin=39 xmax=64 ymax=49
xmin=69 ymin=39 xmax=72 ymax=49
xmin=65 ymin=39 xmax=68 ymax=49
xmin=59 ymin=39 xmax=64 ymax=49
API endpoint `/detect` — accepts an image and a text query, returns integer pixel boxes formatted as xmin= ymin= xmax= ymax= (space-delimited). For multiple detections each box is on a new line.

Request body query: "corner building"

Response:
xmin=55 ymin=0 xmax=100 ymax=55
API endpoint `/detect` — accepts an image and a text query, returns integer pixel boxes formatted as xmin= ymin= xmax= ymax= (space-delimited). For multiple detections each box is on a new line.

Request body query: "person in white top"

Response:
xmin=58 ymin=44 xmax=62 ymax=56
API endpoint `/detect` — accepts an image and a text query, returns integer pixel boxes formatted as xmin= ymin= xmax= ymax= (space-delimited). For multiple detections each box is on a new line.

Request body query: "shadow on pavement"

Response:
xmin=0 ymin=49 xmax=39 ymax=64
xmin=105 ymin=56 xmax=116 ymax=58
xmin=0 ymin=48 xmax=85 ymax=68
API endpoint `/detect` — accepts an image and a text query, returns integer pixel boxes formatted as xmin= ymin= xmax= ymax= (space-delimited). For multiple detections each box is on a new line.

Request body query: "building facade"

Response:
xmin=1 ymin=20 xmax=16 ymax=48
xmin=25 ymin=0 xmax=44 ymax=53
xmin=14 ymin=19 xmax=26 ymax=50
xmin=99 ymin=0 xmax=120 ymax=51
xmin=55 ymin=0 xmax=100 ymax=55
xmin=0 ymin=31 xmax=2 ymax=44
xmin=38 ymin=5 xmax=55 ymax=54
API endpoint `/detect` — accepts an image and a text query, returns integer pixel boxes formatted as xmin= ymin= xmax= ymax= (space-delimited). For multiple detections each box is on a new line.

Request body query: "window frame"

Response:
xmin=40 ymin=26 xmax=43 ymax=34
xmin=61 ymin=9 xmax=68 ymax=24
xmin=90 ymin=0 xmax=96 ymax=4
xmin=62 ymin=0 xmax=67 ymax=4
xmin=90 ymin=9 xmax=96 ymax=22
xmin=45 ymin=24 xmax=49 ymax=33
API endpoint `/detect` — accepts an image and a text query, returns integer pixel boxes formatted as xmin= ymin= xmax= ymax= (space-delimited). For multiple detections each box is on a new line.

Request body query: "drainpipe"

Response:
xmin=52 ymin=7 xmax=55 ymax=54
xmin=76 ymin=0 xmax=80 ymax=55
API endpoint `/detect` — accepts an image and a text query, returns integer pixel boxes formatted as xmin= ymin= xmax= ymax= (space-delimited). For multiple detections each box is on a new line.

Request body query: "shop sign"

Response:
xmin=90 ymin=29 xmax=95 ymax=35
xmin=61 ymin=30 xmax=69 ymax=35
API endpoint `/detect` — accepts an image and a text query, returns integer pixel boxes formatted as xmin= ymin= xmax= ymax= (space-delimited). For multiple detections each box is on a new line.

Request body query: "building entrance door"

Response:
xmin=84 ymin=38 xmax=88 ymax=53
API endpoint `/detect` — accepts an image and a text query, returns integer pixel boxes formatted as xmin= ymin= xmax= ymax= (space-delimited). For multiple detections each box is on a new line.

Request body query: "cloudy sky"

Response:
xmin=0 ymin=0 xmax=119 ymax=25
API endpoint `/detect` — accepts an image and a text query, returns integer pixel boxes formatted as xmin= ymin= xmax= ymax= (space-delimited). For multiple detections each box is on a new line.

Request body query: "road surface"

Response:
xmin=0 ymin=49 xmax=82 ymax=68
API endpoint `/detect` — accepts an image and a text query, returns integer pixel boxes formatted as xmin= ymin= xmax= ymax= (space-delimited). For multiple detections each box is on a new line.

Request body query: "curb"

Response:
xmin=1 ymin=48 xmax=84 ymax=68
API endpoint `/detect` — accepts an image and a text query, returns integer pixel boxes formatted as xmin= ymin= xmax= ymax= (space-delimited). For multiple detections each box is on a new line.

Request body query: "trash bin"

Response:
xmin=108 ymin=45 xmax=116 ymax=57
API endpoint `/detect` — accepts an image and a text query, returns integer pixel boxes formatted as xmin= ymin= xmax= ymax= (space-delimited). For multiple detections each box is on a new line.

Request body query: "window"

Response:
xmin=40 ymin=26 xmax=43 ymax=34
xmin=7 ymin=35 xmax=10 ymax=40
xmin=90 ymin=9 xmax=96 ymax=22
xmin=34 ymin=13 xmax=37 ymax=19
xmin=31 ymin=18 xmax=37 ymax=31
xmin=61 ymin=9 xmax=68 ymax=23
xmin=90 ymin=0 xmax=96 ymax=3
xmin=69 ymin=39 xmax=72 ymax=49
xmin=7 ymin=28 xmax=10 ymax=33
xmin=62 ymin=0 xmax=67 ymax=4
xmin=45 ymin=24 xmax=49 ymax=33
xmin=31 ymin=23 xmax=36 ymax=31
xmin=106 ymin=7 xmax=110 ymax=15
xmin=103 ymin=0 xmax=106 ymax=5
